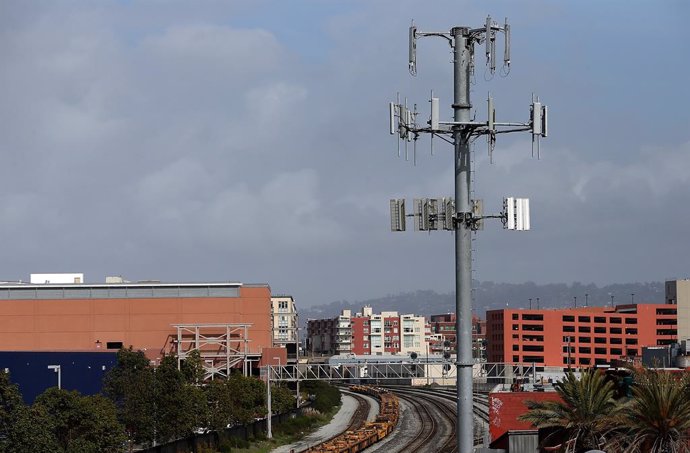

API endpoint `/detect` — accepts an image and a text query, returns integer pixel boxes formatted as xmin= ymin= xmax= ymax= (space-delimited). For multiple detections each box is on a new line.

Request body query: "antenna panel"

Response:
xmin=503 ymin=18 xmax=511 ymax=66
xmin=443 ymin=197 xmax=455 ymax=230
xmin=428 ymin=198 xmax=439 ymax=230
xmin=485 ymin=16 xmax=492 ymax=62
xmin=471 ymin=199 xmax=484 ymax=230
xmin=389 ymin=102 xmax=396 ymax=135
xmin=487 ymin=96 xmax=495 ymax=132
xmin=531 ymin=101 xmax=542 ymax=136
xmin=406 ymin=109 xmax=413 ymax=142
xmin=390 ymin=199 xmax=406 ymax=232
xmin=515 ymin=199 xmax=524 ymax=231
xmin=430 ymin=97 xmax=439 ymax=130
xmin=541 ymin=105 xmax=548 ymax=138
xmin=504 ymin=197 xmax=515 ymax=230
xmin=409 ymin=26 xmax=417 ymax=75
xmin=413 ymin=198 xmax=427 ymax=231
xmin=519 ymin=198 xmax=530 ymax=230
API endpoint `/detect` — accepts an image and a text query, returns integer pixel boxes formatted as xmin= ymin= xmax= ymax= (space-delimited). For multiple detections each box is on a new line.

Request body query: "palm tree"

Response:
xmin=519 ymin=369 xmax=617 ymax=452
xmin=606 ymin=368 xmax=690 ymax=453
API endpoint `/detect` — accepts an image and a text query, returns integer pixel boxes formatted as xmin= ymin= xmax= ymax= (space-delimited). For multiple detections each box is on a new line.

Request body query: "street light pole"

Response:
xmin=266 ymin=365 xmax=272 ymax=439
xmin=47 ymin=365 xmax=61 ymax=389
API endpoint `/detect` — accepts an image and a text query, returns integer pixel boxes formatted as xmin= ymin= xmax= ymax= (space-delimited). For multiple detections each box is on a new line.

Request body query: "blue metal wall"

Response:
xmin=0 ymin=351 xmax=118 ymax=403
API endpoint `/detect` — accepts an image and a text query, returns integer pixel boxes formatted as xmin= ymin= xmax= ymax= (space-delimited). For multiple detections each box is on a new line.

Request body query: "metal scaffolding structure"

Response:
xmin=170 ymin=323 xmax=258 ymax=379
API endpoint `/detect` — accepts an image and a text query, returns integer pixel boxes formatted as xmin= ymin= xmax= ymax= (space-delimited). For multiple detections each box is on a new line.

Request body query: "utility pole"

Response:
xmin=389 ymin=17 xmax=547 ymax=452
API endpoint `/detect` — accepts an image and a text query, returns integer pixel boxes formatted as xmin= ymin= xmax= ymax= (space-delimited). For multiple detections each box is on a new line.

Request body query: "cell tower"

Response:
xmin=388 ymin=17 xmax=547 ymax=452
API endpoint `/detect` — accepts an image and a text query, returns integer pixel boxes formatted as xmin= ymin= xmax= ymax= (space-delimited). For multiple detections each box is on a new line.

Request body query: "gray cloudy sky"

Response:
xmin=1 ymin=1 xmax=689 ymax=307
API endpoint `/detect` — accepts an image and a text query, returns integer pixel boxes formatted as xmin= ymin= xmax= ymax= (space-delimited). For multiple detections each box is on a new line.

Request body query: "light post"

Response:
xmin=266 ymin=356 xmax=281 ymax=440
xmin=529 ymin=298 xmax=532 ymax=310
xmin=536 ymin=297 xmax=540 ymax=309
xmin=266 ymin=363 xmax=273 ymax=439
xmin=47 ymin=365 xmax=61 ymax=389
xmin=631 ymin=293 xmax=635 ymax=304
xmin=585 ymin=293 xmax=589 ymax=307
xmin=426 ymin=341 xmax=430 ymax=386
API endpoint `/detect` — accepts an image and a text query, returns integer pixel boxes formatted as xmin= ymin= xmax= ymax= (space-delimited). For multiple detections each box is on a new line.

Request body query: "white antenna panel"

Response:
xmin=505 ymin=197 xmax=530 ymax=231
xmin=431 ymin=97 xmax=439 ymax=130
xmin=389 ymin=102 xmax=396 ymax=135
xmin=487 ymin=95 xmax=495 ymax=131
xmin=532 ymin=101 xmax=542 ymax=136
xmin=519 ymin=198 xmax=530 ymax=231
xmin=390 ymin=199 xmax=406 ymax=232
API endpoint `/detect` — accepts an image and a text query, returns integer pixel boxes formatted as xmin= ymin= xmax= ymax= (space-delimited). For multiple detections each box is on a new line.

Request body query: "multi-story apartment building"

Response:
xmin=270 ymin=295 xmax=299 ymax=361
xmin=429 ymin=313 xmax=487 ymax=360
xmin=486 ymin=303 xmax=677 ymax=368
xmin=306 ymin=306 xmax=427 ymax=356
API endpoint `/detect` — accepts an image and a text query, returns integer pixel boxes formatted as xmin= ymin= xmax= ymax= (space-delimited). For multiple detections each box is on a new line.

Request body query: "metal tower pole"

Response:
xmin=453 ymin=26 xmax=473 ymax=453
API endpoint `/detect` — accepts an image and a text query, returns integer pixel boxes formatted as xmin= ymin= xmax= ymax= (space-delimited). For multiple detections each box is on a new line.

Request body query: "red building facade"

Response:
xmin=486 ymin=304 xmax=677 ymax=368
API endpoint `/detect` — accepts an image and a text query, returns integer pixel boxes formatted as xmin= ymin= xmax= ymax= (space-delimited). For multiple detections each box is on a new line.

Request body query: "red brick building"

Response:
xmin=486 ymin=304 xmax=677 ymax=368
xmin=429 ymin=313 xmax=486 ymax=360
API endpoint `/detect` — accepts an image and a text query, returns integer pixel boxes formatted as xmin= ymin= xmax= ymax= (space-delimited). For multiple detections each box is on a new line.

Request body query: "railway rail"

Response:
xmin=389 ymin=389 xmax=456 ymax=453
xmin=384 ymin=385 xmax=490 ymax=447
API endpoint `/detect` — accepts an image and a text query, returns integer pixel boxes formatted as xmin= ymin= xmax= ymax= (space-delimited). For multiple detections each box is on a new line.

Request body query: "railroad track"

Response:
xmin=341 ymin=390 xmax=373 ymax=431
xmin=388 ymin=391 xmax=442 ymax=453
xmin=389 ymin=387 xmax=457 ymax=453
xmin=384 ymin=385 xmax=490 ymax=447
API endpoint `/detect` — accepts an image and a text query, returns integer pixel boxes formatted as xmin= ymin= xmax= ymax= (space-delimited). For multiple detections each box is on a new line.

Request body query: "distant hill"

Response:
xmin=300 ymin=281 xmax=665 ymax=323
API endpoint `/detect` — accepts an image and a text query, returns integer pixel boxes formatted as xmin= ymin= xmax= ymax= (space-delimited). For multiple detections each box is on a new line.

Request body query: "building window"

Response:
xmin=578 ymin=316 xmax=591 ymax=322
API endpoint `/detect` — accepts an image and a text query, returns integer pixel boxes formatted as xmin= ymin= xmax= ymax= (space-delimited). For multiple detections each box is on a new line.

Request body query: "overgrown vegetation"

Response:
xmin=301 ymin=380 xmax=341 ymax=413
xmin=520 ymin=367 xmax=690 ymax=453
xmin=0 ymin=347 xmax=311 ymax=452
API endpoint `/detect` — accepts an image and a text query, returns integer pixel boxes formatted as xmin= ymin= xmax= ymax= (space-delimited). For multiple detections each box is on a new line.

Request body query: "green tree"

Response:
xmin=8 ymin=405 xmax=60 ymax=453
xmin=154 ymin=355 xmax=208 ymax=442
xmin=302 ymin=381 xmax=341 ymax=413
xmin=606 ymin=368 xmax=690 ymax=453
xmin=103 ymin=347 xmax=155 ymax=450
xmin=0 ymin=371 xmax=58 ymax=453
xmin=33 ymin=387 xmax=126 ymax=453
xmin=519 ymin=369 xmax=617 ymax=452
xmin=180 ymin=349 xmax=205 ymax=385
xmin=271 ymin=384 xmax=295 ymax=414
xmin=205 ymin=379 xmax=234 ymax=431
xmin=206 ymin=373 xmax=267 ymax=430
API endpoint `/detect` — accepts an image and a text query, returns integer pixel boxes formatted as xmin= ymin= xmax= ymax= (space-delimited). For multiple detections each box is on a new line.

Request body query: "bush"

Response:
xmin=302 ymin=381 xmax=341 ymax=413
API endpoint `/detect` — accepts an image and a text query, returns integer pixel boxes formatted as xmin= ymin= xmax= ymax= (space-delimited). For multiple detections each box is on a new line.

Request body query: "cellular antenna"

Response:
xmin=503 ymin=17 xmax=511 ymax=68
xmin=387 ymin=16 xmax=549 ymax=453
xmin=409 ymin=22 xmax=417 ymax=76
